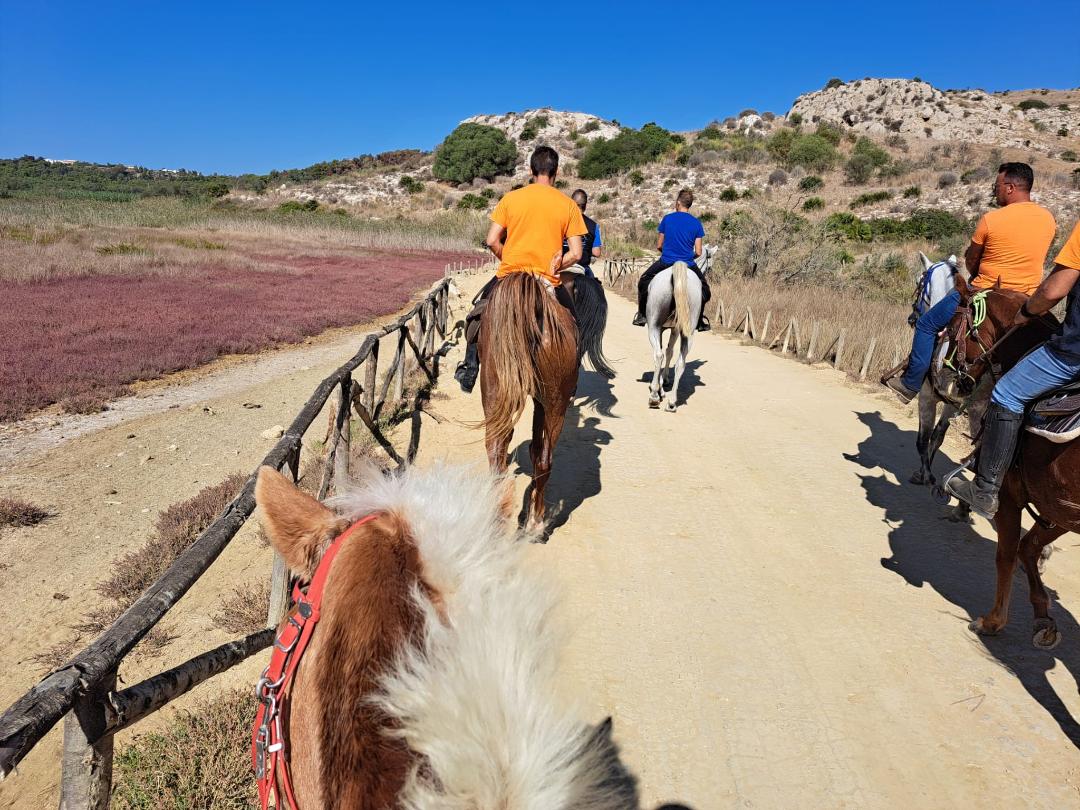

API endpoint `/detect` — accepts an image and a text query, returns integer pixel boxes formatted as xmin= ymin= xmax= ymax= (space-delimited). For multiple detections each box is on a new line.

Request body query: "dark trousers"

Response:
xmin=463 ymin=274 xmax=577 ymax=350
xmin=636 ymin=260 xmax=712 ymax=316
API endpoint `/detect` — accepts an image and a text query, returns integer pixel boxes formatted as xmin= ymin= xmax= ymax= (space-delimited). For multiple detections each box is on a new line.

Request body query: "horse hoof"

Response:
xmin=909 ymin=471 xmax=925 ymax=485
xmin=969 ymin=617 xmax=1002 ymax=636
xmin=1038 ymin=544 xmax=1054 ymax=575
xmin=932 ymin=485 xmax=951 ymax=505
xmin=648 ymin=399 xmax=660 ymax=409
xmin=663 ymin=401 xmax=677 ymax=413
xmin=1032 ymin=618 xmax=1061 ymax=650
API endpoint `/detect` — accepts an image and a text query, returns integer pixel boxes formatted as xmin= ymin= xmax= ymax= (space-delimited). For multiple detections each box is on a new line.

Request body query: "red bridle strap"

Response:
xmin=252 ymin=514 xmax=378 ymax=810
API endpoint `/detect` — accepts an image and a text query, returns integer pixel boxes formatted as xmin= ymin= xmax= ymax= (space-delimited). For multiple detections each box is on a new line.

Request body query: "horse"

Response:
xmin=253 ymin=461 xmax=640 ymax=808
xmin=941 ymin=279 xmax=1072 ymax=649
xmin=477 ymin=271 xmax=609 ymax=530
xmin=644 ymin=249 xmax=711 ymax=411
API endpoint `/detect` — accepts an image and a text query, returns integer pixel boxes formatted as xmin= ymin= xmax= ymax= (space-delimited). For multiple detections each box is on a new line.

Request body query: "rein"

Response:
xmin=252 ymin=513 xmax=378 ymax=810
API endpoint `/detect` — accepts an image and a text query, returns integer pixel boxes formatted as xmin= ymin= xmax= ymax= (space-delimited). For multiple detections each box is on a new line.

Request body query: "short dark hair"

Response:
xmin=998 ymin=162 xmax=1034 ymax=191
xmin=677 ymin=188 xmax=694 ymax=208
xmin=530 ymin=146 xmax=559 ymax=178
xmin=572 ymin=188 xmax=588 ymax=206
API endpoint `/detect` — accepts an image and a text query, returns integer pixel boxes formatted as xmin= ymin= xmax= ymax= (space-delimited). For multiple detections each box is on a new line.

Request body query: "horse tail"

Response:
xmin=672 ymin=261 xmax=692 ymax=339
xmin=574 ymin=276 xmax=616 ymax=379
xmin=481 ymin=273 xmax=575 ymax=440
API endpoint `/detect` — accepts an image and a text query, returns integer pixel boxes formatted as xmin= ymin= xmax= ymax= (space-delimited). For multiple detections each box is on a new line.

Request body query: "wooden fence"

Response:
xmin=602 ymin=257 xmax=901 ymax=382
xmin=0 ymin=257 xmax=490 ymax=808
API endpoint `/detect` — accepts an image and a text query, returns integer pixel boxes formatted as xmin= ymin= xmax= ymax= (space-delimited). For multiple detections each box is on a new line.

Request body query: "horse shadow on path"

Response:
xmin=512 ymin=370 xmax=616 ymax=539
xmin=639 ymin=359 xmax=706 ymax=408
xmin=846 ymin=410 xmax=1080 ymax=749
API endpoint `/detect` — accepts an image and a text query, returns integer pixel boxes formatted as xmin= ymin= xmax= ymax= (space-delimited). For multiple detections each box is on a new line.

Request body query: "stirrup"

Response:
xmin=933 ymin=458 xmax=973 ymax=505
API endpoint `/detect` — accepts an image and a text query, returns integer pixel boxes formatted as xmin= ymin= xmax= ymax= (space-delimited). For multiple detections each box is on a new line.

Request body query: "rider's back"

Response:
xmin=492 ymin=184 xmax=585 ymax=285
xmin=971 ymin=201 xmax=1056 ymax=295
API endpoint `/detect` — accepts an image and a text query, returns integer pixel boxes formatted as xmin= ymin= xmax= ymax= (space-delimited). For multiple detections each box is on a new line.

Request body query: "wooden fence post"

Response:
xmin=362 ymin=340 xmax=378 ymax=414
xmin=58 ymin=670 xmax=116 ymax=810
xmin=833 ymin=329 xmax=846 ymax=370
xmin=392 ymin=328 xmax=407 ymax=406
xmin=792 ymin=318 xmax=802 ymax=356
xmin=859 ymin=337 xmax=877 ymax=381
xmin=760 ymin=311 xmax=771 ymax=345
xmin=745 ymin=307 xmax=755 ymax=339
xmin=781 ymin=319 xmax=794 ymax=355
xmin=807 ymin=321 xmax=821 ymax=363
xmin=334 ymin=375 xmax=352 ymax=486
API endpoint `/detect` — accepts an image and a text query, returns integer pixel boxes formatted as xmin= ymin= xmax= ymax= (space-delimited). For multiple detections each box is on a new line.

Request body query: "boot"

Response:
xmin=454 ymin=343 xmax=479 ymax=394
xmin=633 ymin=287 xmax=648 ymax=327
xmin=632 ymin=312 xmax=646 ymax=327
xmin=947 ymin=402 xmax=1024 ymax=519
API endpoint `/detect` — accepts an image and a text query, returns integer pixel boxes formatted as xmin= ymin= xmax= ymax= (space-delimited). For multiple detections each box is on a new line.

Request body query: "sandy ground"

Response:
xmin=2 ymin=274 xmax=1080 ymax=808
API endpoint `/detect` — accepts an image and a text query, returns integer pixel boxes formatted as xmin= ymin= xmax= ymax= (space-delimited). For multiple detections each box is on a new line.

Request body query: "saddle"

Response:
xmin=1026 ymin=379 xmax=1080 ymax=443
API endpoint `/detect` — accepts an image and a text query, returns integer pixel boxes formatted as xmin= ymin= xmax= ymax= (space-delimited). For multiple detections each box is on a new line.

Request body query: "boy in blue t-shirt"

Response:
xmin=633 ymin=188 xmax=712 ymax=330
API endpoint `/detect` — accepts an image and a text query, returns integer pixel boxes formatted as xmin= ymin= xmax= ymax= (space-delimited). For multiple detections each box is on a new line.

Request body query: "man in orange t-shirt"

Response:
xmin=949 ymin=219 xmax=1080 ymax=518
xmin=454 ymin=146 xmax=587 ymax=393
xmin=885 ymin=162 xmax=1056 ymax=403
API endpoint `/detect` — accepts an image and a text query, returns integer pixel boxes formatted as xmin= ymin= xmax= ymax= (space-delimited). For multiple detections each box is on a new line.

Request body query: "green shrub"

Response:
xmin=798 ymin=175 xmax=824 ymax=191
xmin=937 ymin=172 xmax=958 ymax=189
xmin=643 ymin=218 xmax=659 ymax=231
xmin=1059 ymin=127 xmax=1069 ymax=137
xmin=597 ymin=192 xmax=611 ymax=204
xmin=699 ymin=211 xmax=717 ymax=222
xmin=433 ymin=123 xmax=517 ymax=184
xmin=520 ymin=115 xmax=550 ymax=142
xmin=456 ymin=193 xmax=488 ymax=210
xmin=766 ymin=128 xmax=797 ymax=162
xmin=787 ymin=134 xmax=840 ymax=172
xmin=741 ymin=188 xmax=755 ymax=199
xmin=399 ymin=175 xmax=424 ymax=194
xmin=95 ymin=242 xmax=147 ymax=255
xmin=581 ymin=120 xmax=600 ymax=133
xmin=787 ymin=112 xmax=803 ymax=126
xmin=960 ymin=167 xmax=990 ymax=185
xmin=206 ymin=182 xmax=229 ymax=198
xmin=1017 ymin=99 xmax=1049 ymax=111
xmin=844 ymin=154 xmax=876 ymax=184
xmin=277 ymin=199 xmax=320 ymax=213
xmin=577 ymin=123 xmax=675 ymax=179
xmin=902 ymin=185 xmax=921 ymax=198
xmin=802 ymin=196 xmax=825 ymax=211
xmin=479 ymin=187 xmax=496 ymax=199
xmin=720 ymin=187 xmax=740 ymax=201
xmin=825 ymin=208 xmax=969 ymax=242
xmin=825 ymin=78 xmax=844 ymax=89
xmin=846 ymin=137 xmax=890 ymax=184
xmin=663 ymin=178 xmax=676 ymax=190
xmin=628 ymin=170 xmax=645 ymax=186
xmin=1061 ymin=150 xmax=1079 ymax=162
xmin=814 ymin=122 xmax=843 ymax=146
xmin=849 ymin=190 xmax=892 ymax=208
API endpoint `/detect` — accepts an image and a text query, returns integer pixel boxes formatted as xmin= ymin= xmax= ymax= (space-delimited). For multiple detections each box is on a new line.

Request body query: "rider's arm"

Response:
xmin=693 ymin=237 xmax=703 ymax=258
xmin=964 ymin=240 xmax=985 ymax=280
xmin=485 ymin=222 xmax=505 ymax=260
xmin=1016 ymin=264 xmax=1080 ymax=323
xmin=560 ymin=235 xmax=583 ymax=269
xmin=656 ymin=233 xmax=665 ymax=252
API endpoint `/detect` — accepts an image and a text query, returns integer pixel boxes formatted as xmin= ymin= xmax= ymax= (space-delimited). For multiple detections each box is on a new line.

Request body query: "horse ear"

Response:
xmin=953 ymin=274 xmax=972 ymax=300
xmin=256 ymin=466 xmax=347 ymax=580
xmin=918 ymin=251 xmax=932 ymax=271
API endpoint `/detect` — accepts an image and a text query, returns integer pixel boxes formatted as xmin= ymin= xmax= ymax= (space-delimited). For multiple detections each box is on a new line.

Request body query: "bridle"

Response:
xmin=252 ymin=513 xmax=378 ymax=810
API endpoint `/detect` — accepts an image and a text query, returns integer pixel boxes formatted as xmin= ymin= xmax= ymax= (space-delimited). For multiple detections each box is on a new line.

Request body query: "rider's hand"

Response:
xmin=1013 ymin=309 xmax=1031 ymax=326
xmin=549 ymin=250 xmax=563 ymax=276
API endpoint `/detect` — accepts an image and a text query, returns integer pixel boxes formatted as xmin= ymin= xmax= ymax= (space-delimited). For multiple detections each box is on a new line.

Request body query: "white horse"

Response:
xmin=645 ymin=250 xmax=711 ymax=412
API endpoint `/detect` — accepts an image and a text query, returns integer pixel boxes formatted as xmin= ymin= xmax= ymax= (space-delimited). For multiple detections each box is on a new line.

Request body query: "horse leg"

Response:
xmin=969 ymin=491 xmax=1023 ymax=636
xmin=648 ymin=326 xmax=664 ymax=407
xmin=912 ymin=387 xmax=936 ymax=485
xmin=528 ymin=398 xmax=568 ymax=532
xmin=1018 ymin=523 xmax=1068 ymax=650
xmin=664 ymin=334 xmax=689 ymax=413
xmin=663 ymin=329 xmax=678 ymax=389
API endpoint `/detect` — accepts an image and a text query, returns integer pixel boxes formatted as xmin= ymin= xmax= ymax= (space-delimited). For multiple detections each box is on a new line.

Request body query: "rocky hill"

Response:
xmin=789 ymin=78 xmax=1078 ymax=153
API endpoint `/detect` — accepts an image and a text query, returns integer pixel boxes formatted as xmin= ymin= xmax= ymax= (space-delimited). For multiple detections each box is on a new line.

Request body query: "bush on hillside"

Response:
xmin=799 ymin=175 xmax=824 ymax=191
xmin=766 ymin=128 xmax=797 ymax=162
xmin=903 ymin=185 xmax=921 ymax=198
xmin=844 ymin=137 xmax=891 ymax=184
xmin=815 ymin=122 xmax=844 ymax=147
xmin=768 ymin=169 xmax=789 ymax=186
xmin=787 ymin=112 xmax=803 ymax=126
xmin=520 ymin=114 xmax=550 ymax=142
xmin=849 ymin=190 xmax=892 ymax=208
xmin=456 ymin=193 xmax=488 ymax=211
xmin=629 ymin=170 xmax=645 ymax=186
xmin=937 ymin=172 xmax=958 ymax=188
xmin=1018 ymin=99 xmax=1049 ymax=111
xmin=802 ymin=197 xmax=825 ymax=211
xmin=825 ymin=78 xmax=844 ymax=89
xmin=577 ymin=123 xmax=676 ymax=179
xmin=720 ymin=187 xmax=740 ymax=201
xmin=824 ymin=208 xmax=969 ymax=242
xmin=433 ymin=123 xmax=517 ymax=184
xmin=787 ymin=134 xmax=840 ymax=173
xmin=1061 ymin=150 xmax=1079 ymax=162
xmin=278 ymin=199 xmax=319 ymax=213
xmin=399 ymin=175 xmax=424 ymax=194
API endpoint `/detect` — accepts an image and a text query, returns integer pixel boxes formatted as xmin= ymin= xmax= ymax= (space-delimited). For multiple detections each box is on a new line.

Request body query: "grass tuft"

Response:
xmin=0 ymin=496 xmax=52 ymax=528
xmin=212 ymin=580 xmax=271 ymax=635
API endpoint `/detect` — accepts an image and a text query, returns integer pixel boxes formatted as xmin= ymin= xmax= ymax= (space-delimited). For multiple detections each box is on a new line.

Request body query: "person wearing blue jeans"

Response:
xmin=899 ymin=289 xmax=961 ymax=393
xmin=949 ymin=219 xmax=1080 ymax=519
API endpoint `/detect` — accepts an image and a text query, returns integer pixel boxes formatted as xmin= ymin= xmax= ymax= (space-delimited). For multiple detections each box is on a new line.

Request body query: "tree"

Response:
xmin=787 ymin=135 xmax=839 ymax=172
xmin=433 ymin=124 xmax=517 ymax=184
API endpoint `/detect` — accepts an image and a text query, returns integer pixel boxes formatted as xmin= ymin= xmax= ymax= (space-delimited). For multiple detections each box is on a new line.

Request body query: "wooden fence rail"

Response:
xmin=0 ymin=257 xmax=490 ymax=806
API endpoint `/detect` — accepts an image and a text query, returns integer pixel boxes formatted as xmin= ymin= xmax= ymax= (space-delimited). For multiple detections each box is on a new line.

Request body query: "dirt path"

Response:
xmin=3 ymin=276 xmax=1080 ymax=808
xmin=403 ymin=278 xmax=1080 ymax=809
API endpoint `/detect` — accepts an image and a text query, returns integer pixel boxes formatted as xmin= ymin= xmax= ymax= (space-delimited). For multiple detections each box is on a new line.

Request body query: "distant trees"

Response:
xmin=577 ymin=123 xmax=676 ymax=179
xmin=433 ymin=124 xmax=517 ymax=184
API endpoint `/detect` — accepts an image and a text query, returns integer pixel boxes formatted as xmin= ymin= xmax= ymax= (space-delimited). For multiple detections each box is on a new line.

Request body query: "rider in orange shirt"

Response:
xmin=455 ymin=146 xmax=587 ymax=393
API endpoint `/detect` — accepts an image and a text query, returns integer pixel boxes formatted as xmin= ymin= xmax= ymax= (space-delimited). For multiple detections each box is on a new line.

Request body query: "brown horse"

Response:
xmin=947 ymin=278 xmax=1072 ymax=649
xmin=254 ymin=461 xmax=639 ymax=808
xmin=478 ymin=272 xmax=580 ymax=530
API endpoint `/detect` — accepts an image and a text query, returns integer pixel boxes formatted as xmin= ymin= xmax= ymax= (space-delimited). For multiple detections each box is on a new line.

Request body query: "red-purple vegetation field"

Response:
xmin=0 ymin=249 xmax=471 ymax=421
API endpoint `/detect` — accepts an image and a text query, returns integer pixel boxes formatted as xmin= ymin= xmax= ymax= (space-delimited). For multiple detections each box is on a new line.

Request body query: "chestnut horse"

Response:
xmin=254 ymin=462 xmax=639 ymax=808
xmin=477 ymin=272 xmax=580 ymax=529
xmin=945 ymin=279 xmax=1072 ymax=649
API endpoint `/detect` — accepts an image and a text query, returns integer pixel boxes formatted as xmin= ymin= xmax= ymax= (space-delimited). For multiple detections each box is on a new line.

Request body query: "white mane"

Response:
xmin=327 ymin=462 xmax=638 ymax=810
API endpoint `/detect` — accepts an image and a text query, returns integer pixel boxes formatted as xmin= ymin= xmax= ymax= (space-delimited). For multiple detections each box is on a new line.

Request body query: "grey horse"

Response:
xmin=645 ymin=258 xmax=705 ymax=412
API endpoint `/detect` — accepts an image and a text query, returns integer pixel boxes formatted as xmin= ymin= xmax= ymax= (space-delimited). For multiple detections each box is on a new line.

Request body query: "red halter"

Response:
xmin=252 ymin=514 xmax=378 ymax=810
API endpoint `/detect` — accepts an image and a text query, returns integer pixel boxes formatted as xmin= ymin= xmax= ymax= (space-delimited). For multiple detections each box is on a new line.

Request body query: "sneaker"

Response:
xmin=883 ymin=377 xmax=917 ymax=404
xmin=632 ymin=313 xmax=646 ymax=327
xmin=454 ymin=361 xmax=478 ymax=394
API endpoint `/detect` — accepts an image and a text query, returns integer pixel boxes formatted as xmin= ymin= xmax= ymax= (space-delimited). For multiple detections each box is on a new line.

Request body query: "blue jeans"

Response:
xmin=991 ymin=345 xmax=1080 ymax=414
xmin=901 ymin=290 xmax=960 ymax=391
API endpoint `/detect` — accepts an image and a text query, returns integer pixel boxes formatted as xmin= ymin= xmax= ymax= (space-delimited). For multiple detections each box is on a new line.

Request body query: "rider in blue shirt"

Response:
xmin=633 ymin=188 xmax=711 ymax=331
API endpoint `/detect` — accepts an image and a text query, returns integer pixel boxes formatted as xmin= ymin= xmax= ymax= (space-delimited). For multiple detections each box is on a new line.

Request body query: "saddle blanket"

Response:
xmin=1027 ymin=385 xmax=1080 ymax=443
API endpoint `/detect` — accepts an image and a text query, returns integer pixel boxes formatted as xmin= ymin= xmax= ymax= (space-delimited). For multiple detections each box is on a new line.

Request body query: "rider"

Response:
xmin=564 ymin=189 xmax=602 ymax=278
xmin=884 ymin=162 xmax=1056 ymax=403
xmin=454 ymin=146 xmax=587 ymax=393
xmin=948 ymin=219 xmax=1080 ymax=519
xmin=632 ymin=188 xmax=711 ymax=331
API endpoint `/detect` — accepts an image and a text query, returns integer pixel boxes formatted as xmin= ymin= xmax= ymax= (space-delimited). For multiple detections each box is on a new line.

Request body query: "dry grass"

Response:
xmin=97 ymin=474 xmax=246 ymax=607
xmin=112 ymin=688 xmax=258 ymax=810
xmin=29 ymin=635 xmax=82 ymax=672
xmin=212 ymin=579 xmax=271 ymax=635
xmin=0 ymin=496 xmax=52 ymax=528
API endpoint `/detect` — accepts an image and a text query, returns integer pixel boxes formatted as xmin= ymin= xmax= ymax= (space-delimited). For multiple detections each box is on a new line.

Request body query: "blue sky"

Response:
xmin=2 ymin=1 xmax=1078 ymax=175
